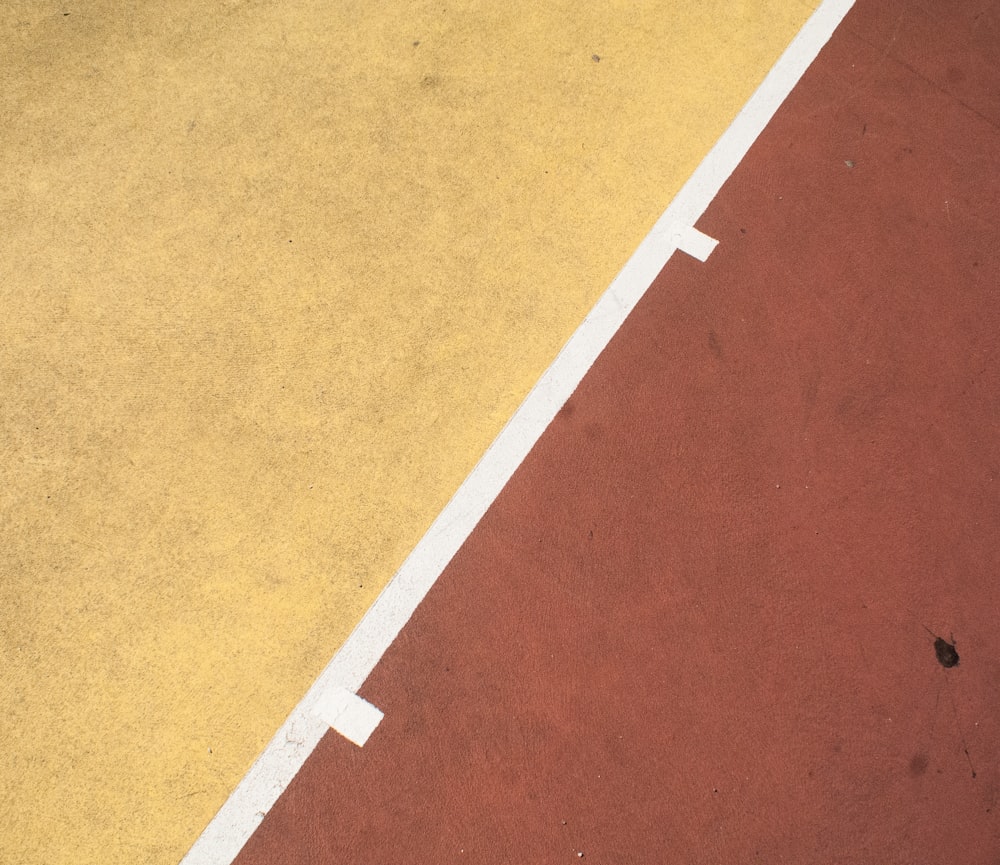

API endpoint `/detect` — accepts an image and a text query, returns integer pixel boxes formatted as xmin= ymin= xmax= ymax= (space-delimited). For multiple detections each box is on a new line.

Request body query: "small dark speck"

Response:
xmin=708 ymin=330 xmax=723 ymax=360
xmin=63 ymin=11 xmax=70 ymax=15
xmin=946 ymin=66 xmax=967 ymax=85
xmin=909 ymin=753 xmax=929 ymax=776
xmin=934 ymin=636 xmax=959 ymax=668
xmin=557 ymin=400 xmax=576 ymax=420
xmin=739 ymin=227 xmax=747 ymax=235
xmin=413 ymin=40 xmax=420 ymax=46
xmin=592 ymin=54 xmax=601 ymax=63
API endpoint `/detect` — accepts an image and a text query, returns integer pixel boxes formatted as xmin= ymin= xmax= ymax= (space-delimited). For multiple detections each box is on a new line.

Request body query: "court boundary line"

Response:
xmin=180 ymin=1 xmax=855 ymax=861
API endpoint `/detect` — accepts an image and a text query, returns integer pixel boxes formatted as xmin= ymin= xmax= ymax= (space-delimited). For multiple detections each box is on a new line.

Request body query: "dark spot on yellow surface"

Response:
xmin=592 ymin=54 xmax=600 ymax=63
xmin=421 ymin=74 xmax=439 ymax=89
xmin=413 ymin=40 xmax=420 ymax=47
xmin=934 ymin=636 xmax=959 ymax=668
xmin=909 ymin=753 xmax=929 ymax=776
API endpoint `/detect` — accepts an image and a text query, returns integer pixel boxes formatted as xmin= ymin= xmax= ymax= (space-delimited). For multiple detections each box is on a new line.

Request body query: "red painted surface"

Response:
xmin=235 ymin=2 xmax=1000 ymax=862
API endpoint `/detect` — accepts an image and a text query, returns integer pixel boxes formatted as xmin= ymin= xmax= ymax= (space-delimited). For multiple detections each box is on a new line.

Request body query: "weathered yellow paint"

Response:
xmin=1 ymin=1 xmax=817 ymax=862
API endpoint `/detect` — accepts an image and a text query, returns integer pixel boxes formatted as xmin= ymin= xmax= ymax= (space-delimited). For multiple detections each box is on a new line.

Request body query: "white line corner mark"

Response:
xmin=179 ymin=2 xmax=855 ymax=863
xmin=315 ymin=687 xmax=384 ymax=747
xmin=668 ymin=222 xmax=719 ymax=263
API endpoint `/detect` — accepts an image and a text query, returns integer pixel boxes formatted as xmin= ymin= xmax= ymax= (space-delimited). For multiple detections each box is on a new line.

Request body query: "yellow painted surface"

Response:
xmin=1 ymin=1 xmax=817 ymax=862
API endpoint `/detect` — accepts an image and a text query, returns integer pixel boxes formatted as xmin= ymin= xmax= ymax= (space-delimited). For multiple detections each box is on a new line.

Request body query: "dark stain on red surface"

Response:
xmin=556 ymin=399 xmax=576 ymax=420
xmin=946 ymin=65 xmax=967 ymax=84
xmin=707 ymin=330 xmax=723 ymax=360
xmin=935 ymin=636 xmax=960 ymax=668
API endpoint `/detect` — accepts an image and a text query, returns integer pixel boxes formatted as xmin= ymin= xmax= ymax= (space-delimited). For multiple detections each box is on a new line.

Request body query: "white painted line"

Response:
xmin=179 ymin=2 xmax=855 ymax=862
xmin=670 ymin=222 xmax=719 ymax=263
xmin=314 ymin=687 xmax=384 ymax=747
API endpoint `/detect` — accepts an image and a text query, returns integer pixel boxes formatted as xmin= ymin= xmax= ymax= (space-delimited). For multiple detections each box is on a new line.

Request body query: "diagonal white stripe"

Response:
xmin=180 ymin=1 xmax=857 ymax=861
